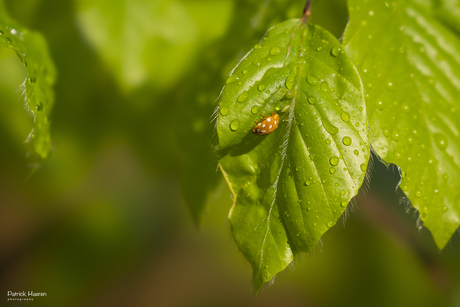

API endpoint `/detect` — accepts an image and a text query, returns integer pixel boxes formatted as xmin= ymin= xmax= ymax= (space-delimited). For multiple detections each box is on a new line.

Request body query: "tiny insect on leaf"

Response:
xmin=252 ymin=112 xmax=280 ymax=135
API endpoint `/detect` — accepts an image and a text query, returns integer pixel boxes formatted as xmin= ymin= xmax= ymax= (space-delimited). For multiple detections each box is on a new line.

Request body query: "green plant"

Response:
xmin=214 ymin=0 xmax=460 ymax=293
xmin=1 ymin=0 xmax=459 ymax=296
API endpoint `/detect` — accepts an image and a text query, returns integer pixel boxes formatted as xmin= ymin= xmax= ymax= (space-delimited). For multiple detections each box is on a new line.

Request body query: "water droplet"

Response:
xmin=220 ymin=107 xmax=229 ymax=116
xmin=342 ymin=136 xmax=352 ymax=146
xmin=320 ymin=81 xmax=329 ymax=91
xmin=376 ymin=101 xmax=385 ymax=110
xmin=285 ymin=90 xmax=295 ymax=99
xmin=269 ymin=46 xmax=282 ymax=55
xmin=258 ymin=84 xmax=266 ymax=91
xmin=307 ymin=75 xmax=318 ymax=86
xmin=252 ymin=58 xmax=262 ymax=66
xmin=313 ymin=223 xmax=317 ymax=227
xmin=327 ymin=221 xmax=334 ymax=228
xmin=305 ymin=180 xmax=311 ymax=186
xmin=226 ymin=75 xmax=238 ymax=84
xmin=391 ymin=130 xmax=401 ymax=141
xmin=360 ymin=163 xmax=367 ymax=172
xmin=0 ymin=30 xmax=3 ymax=35
xmin=415 ymin=191 xmax=422 ymax=198
xmin=10 ymin=28 xmax=17 ymax=35
xmin=322 ymin=119 xmax=338 ymax=135
xmin=316 ymin=46 xmax=323 ymax=51
xmin=326 ymin=139 xmax=331 ymax=145
xmin=251 ymin=106 xmax=259 ymax=114
xmin=330 ymin=156 xmax=339 ymax=166
xmin=242 ymin=70 xmax=248 ymax=74
xmin=330 ymin=168 xmax=336 ymax=174
xmin=308 ymin=96 xmax=316 ymax=104
xmin=341 ymin=201 xmax=347 ymax=207
xmin=331 ymin=45 xmax=342 ymax=57
xmin=407 ymin=136 xmax=414 ymax=145
xmin=341 ymin=111 xmax=350 ymax=122
xmin=307 ymin=207 xmax=312 ymax=211
xmin=340 ymin=190 xmax=346 ymax=195
xmin=354 ymin=150 xmax=359 ymax=156
xmin=442 ymin=206 xmax=448 ymax=213
xmin=230 ymin=120 xmax=240 ymax=131
xmin=386 ymin=82 xmax=395 ymax=91
xmin=254 ymin=44 xmax=262 ymax=49
xmin=237 ymin=91 xmax=249 ymax=102
xmin=434 ymin=134 xmax=448 ymax=150
xmin=237 ymin=81 xmax=243 ymax=86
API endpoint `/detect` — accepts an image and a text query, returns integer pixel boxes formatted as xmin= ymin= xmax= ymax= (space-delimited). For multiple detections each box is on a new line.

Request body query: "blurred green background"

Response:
xmin=1 ymin=0 xmax=459 ymax=306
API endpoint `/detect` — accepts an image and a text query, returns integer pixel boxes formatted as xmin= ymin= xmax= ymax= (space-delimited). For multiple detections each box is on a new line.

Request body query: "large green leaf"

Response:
xmin=344 ymin=0 xmax=460 ymax=249
xmin=217 ymin=19 xmax=369 ymax=292
xmin=0 ymin=0 xmax=56 ymax=159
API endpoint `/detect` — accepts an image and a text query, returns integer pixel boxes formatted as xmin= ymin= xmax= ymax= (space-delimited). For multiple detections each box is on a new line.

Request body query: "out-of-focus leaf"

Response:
xmin=344 ymin=0 xmax=460 ymax=249
xmin=0 ymin=0 xmax=56 ymax=159
xmin=217 ymin=19 xmax=369 ymax=292
xmin=75 ymin=0 xmax=233 ymax=91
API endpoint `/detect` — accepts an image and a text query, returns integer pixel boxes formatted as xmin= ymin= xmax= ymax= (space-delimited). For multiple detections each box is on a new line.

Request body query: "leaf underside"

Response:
xmin=217 ymin=19 xmax=369 ymax=292
xmin=0 ymin=0 xmax=56 ymax=159
xmin=344 ymin=0 xmax=460 ymax=249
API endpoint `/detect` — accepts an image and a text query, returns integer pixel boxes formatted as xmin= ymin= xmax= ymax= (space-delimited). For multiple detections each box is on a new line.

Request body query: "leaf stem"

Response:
xmin=302 ymin=0 xmax=313 ymax=21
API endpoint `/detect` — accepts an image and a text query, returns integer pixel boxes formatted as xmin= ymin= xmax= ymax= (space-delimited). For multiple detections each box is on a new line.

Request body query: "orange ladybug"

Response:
xmin=252 ymin=112 xmax=280 ymax=135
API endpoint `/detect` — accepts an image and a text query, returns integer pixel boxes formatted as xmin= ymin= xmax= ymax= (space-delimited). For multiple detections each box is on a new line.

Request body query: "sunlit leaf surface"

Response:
xmin=217 ymin=19 xmax=369 ymax=292
xmin=344 ymin=0 xmax=460 ymax=249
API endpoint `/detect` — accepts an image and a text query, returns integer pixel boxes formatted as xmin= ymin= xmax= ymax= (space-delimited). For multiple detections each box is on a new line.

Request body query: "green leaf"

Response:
xmin=0 ymin=0 xmax=56 ymax=159
xmin=176 ymin=0 xmax=309 ymax=224
xmin=217 ymin=19 xmax=369 ymax=292
xmin=75 ymin=0 xmax=233 ymax=91
xmin=344 ymin=0 xmax=460 ymax=249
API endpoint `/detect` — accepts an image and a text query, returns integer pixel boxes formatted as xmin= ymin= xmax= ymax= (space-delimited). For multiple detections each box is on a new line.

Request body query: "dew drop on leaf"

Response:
xmin=285 ymin=90 xmax=295 ymax=99
xmin=220 ymin=107 xmax=229 ymax=116
xmin=230 ymin=120 xmax=240 ymax=131
xmin=391 ymin=130 xmax=401 ymax=141
xmin=226 ymin=75 xmax=238 ymax=84
xmin=342 ymin=136 xmax=352 ymax=146
xmin=330 ymin=156 xmax=339 ymax=166
xmin=360 ymin=163 xmax=367 ymax=172
xmin=341 ymin=111 xmax=350 ymax=122
xmin=307 ymin=75 xmax=318 ymax=86
xmin=434 ymin=134 xmax=448 ymax=150
xmin=237 ymin=91 xmax=249 ymax=102
xmin=376 ymin=101 xmax=385 ymax=110
xmin=269 ymin=46 xmax=282 ymax=55
xmin=331 ymin=45 xmax=342 ymax=57
xmin=308 ymin=96 xmax=316 ymax=104
xmin=322 ymin=119 xmax=339 ymax=135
